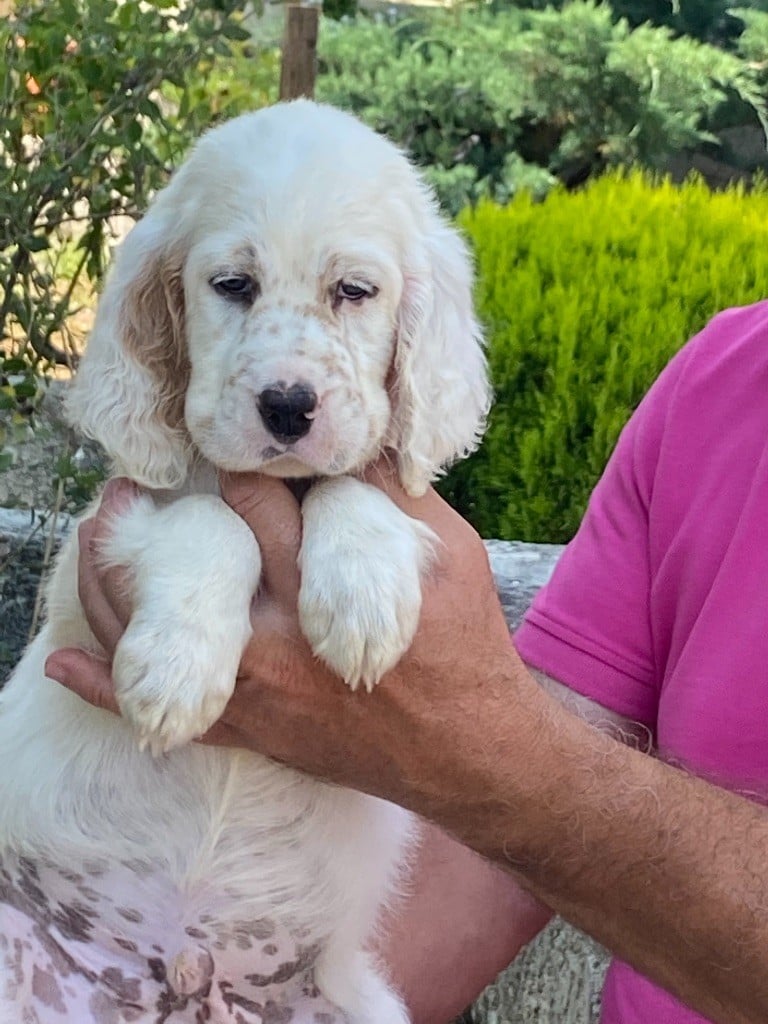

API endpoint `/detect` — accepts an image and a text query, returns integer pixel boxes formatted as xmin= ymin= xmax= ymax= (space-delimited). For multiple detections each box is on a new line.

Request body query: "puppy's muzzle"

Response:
xmin=257 ymin=383 xmax=317 ymax=444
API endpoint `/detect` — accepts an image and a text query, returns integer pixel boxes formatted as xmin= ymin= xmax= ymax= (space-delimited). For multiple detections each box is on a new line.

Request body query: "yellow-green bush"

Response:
xmin=442 ymin=172 xmax=768 ymax=541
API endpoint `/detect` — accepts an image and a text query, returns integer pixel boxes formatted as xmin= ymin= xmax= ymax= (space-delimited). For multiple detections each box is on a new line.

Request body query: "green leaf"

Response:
xmin=220 ymin=20 xmax=251 ymax=41
xmin=22 ymin=236 xmax=51 ymax=253
xmin=12 ymin=380 xmax=38 ymax=399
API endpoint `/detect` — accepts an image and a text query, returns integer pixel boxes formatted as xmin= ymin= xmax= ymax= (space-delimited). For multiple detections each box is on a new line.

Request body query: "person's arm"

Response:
xmin=46 ymin=469 xmax=768 ymax=1024
xmin=381 ymin=670 xmax=647 ymax=1024
xmin=531 ymin=670 xmax=652 ymax=750
xmin=379 ymin=826 xmax=550 ymax=1024
xmin=437 ymin=673 xmax=768 ymax=1024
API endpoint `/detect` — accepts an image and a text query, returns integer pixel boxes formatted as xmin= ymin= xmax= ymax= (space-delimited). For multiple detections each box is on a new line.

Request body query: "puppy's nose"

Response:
xmin=257 ymin=384 xmax=317 ymax=444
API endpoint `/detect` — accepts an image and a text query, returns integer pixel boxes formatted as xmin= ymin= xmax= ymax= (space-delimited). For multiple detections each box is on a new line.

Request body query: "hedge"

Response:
xmin=440 ymin=171 xmax=768 ymax=542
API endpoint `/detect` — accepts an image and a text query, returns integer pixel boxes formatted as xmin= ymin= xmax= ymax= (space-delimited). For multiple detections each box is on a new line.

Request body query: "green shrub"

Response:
xmin=587 ymin=0 xmax=746 ymax=45
xmin=492 ymin=0 xmax=768 ymax=48
xmin=316 ymin=2 xmax=766 ymax=214
xmin=441 ymin=172 xmax=768 ymax=541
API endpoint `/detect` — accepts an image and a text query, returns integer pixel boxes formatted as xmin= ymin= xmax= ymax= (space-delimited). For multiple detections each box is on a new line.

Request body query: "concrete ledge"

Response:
xmin=0 ymin=506 xmax=73 ymax=540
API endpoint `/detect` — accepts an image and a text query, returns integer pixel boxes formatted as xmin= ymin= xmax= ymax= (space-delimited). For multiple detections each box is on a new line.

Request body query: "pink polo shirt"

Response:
xmin=515 ymin=301 xmax=768 ymax=1023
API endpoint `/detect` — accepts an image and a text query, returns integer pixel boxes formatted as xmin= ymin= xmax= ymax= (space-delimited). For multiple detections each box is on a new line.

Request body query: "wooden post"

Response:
xmin=279 ymin=5 xmax=319 ymax=101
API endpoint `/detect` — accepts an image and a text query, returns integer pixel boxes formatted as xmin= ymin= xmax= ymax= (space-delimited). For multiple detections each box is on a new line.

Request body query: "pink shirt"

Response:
xmin=515 ymin=301 xmax=768 ymax=1023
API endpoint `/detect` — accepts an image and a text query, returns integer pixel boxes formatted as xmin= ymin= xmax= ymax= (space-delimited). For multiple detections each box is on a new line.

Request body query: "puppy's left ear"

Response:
xmin=65 ymin=208 xmax=191 ymax=489
xmin=390 ymin=210 xmax=491 ymax=496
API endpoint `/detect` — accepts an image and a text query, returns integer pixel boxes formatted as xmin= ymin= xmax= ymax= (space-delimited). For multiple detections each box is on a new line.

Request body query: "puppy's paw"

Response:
xmin=100 ymin=494 xmax=261 ymax=755
xmin=299 ymin=479 xmax=436 ymax=692
xmin=113 ymin=615 xmax=239 ymax=755
xmin=299 ymin=564 xmax=423 ymax=692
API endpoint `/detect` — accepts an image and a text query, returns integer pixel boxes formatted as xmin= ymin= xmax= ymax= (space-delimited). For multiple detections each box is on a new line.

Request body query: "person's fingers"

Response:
xmin=360 ymin=451 xmax=413 ymax=508
xmin=220 ymin=472 xmax=302 ymax=605
xmin=77 ymin=477 xmax=143 ymax=656
xmin=89 ymin=477 xmax=139 ymax=622
xmin=195 ymin=718 xmax=241 ymax=748
xmin=361 ymin=451 xmax=463 ymax=543
xmin=44 ymin=649 xmax=121 ymax=715
xmin=77 ymin=519 xmax=129 ymax=656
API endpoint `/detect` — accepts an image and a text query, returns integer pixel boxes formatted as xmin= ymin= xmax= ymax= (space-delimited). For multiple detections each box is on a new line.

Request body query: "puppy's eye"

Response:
xmin=335 ymin=280 xmax=377 ymax=303
xmin=210 ymin=274 xmax=259 ymax=304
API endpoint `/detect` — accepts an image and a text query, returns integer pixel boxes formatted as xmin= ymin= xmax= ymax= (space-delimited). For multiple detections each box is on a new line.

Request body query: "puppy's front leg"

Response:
xmin=298 ymin=477 xmax=436 ymax=692
xmin=99 ymin=492 xmax=261 ymax=754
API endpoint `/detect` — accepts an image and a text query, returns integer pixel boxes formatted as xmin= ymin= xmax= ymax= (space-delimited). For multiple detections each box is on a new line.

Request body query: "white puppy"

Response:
xmin=0 ymin=101 xmax=490 ymax=1023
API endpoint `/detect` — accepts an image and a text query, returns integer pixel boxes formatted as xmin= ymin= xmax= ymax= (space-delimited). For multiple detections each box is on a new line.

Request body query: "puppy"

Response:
xmin=0 ymin=100 xmax=489 ymax=1023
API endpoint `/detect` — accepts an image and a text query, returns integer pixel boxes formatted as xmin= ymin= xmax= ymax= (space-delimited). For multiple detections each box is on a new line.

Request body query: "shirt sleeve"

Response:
xmin=514 ymin=342 xmax=694 ymax=727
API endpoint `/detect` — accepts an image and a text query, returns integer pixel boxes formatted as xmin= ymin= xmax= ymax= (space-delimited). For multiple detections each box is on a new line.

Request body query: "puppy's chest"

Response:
xmin=0 ymin=851 xmax=342 ymax=1023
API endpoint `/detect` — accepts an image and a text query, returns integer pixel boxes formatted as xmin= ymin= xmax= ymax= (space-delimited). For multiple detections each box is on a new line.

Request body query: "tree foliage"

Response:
xmin=0 ymin=0 xmax=277 ymax=470
xmin=317 ymin=2 xmax=767 ymax=214
xmin=602 ymin=0 xmax=768 ymax=46
xmin=494 ymin=0 xmax=768 ymax=46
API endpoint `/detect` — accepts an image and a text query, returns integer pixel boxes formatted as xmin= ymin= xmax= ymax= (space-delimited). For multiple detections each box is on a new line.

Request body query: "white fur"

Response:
xmin=0 ymin=101 xmax=489 ymax=1022
xmin=104 ymin=494 xmax=261 ymax=754
xmin=299 ymin=478 xmax=437 ymax=691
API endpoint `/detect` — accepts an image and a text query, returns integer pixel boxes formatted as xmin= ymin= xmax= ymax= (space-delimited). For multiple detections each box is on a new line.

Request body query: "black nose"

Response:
xmin=257 ymin=384 xmax=317 ymax=444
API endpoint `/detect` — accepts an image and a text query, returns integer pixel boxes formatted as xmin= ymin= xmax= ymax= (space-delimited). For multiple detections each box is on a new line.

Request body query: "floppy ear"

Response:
xmin=65 ymin=210 xmax=191 ymax=490
xmin=391 ymin=211 xmax=491 ymax=497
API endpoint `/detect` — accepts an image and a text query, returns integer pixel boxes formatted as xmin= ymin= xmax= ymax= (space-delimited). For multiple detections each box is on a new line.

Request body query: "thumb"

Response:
xmin=219 ymin=472 xmax=302 ymax=605
xmin=45 ymin=649 xmax=121 ymax=715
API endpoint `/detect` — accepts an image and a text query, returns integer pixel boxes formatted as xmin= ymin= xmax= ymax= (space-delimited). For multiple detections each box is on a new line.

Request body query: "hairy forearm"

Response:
xmin=410 ymin=662 xmax=768 ymax=1024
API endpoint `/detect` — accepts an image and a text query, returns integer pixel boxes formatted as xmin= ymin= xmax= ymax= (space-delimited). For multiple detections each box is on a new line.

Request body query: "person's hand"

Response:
xmin=45 ymin=466 xmax=548 ymax=1024
xmin=45 ymin=459 xmax=531 ymax=811
xmin=216 ymin=458 xmax=525 ymax=810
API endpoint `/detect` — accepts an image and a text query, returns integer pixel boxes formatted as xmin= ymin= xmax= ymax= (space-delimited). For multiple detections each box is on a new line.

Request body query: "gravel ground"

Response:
xmin=0 ymin=514 xmax=51 ymax=679
xmin=0 ymin=383 xmax=79 ymax=680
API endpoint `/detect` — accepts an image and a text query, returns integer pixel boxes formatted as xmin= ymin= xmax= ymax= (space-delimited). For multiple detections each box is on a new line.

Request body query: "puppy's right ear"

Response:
xmin=65 ymin=210 xmax=191 ymax=490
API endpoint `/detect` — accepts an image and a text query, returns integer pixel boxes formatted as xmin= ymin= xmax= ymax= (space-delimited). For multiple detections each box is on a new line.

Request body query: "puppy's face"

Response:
xmin=182 ymin=217 xmax=402 ymax=479
xmin=67 ymin=101 xmax=490 ymax=496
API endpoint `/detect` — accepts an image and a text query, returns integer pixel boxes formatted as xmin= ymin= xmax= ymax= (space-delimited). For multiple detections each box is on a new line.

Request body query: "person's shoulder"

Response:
xmin=680 ymin=300 xmax=768 ymax=385
xmin=626 ymin=300 xmax=768 ymax=483
xmin=701 ymin=299 xmax=768 ymax=336
xmin=644 ymin=300 xmax=768 ymax=427
xmin=647 ymin=300 xmax=768 ymax=470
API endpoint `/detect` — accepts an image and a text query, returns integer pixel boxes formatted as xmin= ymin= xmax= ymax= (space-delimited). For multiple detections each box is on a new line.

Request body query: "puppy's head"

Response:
xmin=67 ymin=101 xmax=490 ymax=495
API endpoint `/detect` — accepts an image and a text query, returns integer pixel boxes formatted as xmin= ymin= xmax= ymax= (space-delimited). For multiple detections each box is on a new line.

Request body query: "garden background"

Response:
xmin=4 ymin=0 xmax=768 ymax=535
xmin=3 ymin=0 xmax=768 ymax=1019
